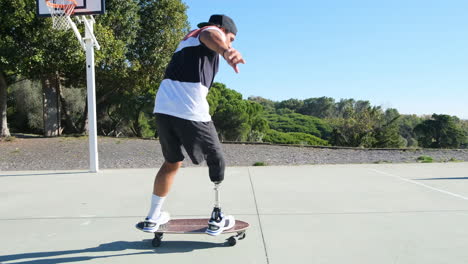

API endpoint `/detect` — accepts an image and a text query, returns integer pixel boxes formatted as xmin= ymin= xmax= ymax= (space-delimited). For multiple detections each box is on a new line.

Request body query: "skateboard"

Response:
xmin=151 ymin=218 xmax=249 ymax=247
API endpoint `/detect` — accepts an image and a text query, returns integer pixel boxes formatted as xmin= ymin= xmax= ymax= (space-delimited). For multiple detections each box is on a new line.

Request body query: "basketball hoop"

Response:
xmin=45 ymin=0 xmax=77 ymax=30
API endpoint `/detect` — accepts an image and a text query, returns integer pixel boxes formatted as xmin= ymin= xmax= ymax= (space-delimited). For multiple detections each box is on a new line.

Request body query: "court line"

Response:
xmin=248 ymin=168 xmax=270 ymax=264
xmin=370 ymin=168 xmax=468 ymax=201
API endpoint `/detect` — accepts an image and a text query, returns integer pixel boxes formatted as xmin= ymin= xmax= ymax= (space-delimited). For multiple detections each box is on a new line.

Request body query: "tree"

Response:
xmin=0 ymin=0 xmax=32 ymax=137
xmin=397 ymin=114 xmax=423 ymax=147
xmin=1 ymin=0 xmax=88 ymax=136
xmin=248 ymin=96 xmax=275 ymax=113
xmin=335 ymin=98 xmax=355 ymax=118
xmin=459 ymin=119 xmax=468 ymax=148
xmin=2 ymin=0 xmax=189 ymax=137
xmin=209 ymin=83 xmax=268 ymax=141
xmin=99 ymin=0 xmax=189 ymax=137
xmin=277 ymin=98 xmax=304 ymax=113
xmin=0 ymin=73 xmax=10 ymax=137
xmin=414 ymin=114 xmax=466 ymax=148
xmin=299 ymin=96 xmax=335 ymax=118
xmin=373 ymin=109 xmax=406 ymax=148
xmin=329 ymin=105 xmax=383 ymax=147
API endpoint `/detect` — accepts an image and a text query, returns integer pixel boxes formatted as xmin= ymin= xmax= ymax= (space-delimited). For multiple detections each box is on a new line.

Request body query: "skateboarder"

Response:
xmin=136 ymin=14 xmax=245 ymax=236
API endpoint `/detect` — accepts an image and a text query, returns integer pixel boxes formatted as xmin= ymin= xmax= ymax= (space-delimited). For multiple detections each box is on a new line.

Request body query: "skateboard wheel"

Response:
xmin=152 ymin=237 xmax=161 ymax=247
xmin=227 ymin=236 xmax=237 ymax=246
xmin=239 ymin=232 xmax=246 ymax=240
xmin=152 ymin=233 xmax=163 ymax=247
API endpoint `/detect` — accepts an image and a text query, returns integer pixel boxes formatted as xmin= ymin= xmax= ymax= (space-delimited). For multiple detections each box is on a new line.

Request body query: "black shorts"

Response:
xmin=156 ymin=113 xmax=223 ymax=164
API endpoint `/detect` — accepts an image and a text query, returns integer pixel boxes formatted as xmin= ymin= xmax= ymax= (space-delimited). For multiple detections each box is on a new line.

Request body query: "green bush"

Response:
xmin=265 ymin=112 xmax=332 ymax=139
xmin=414 ymin=114 xmax=465 ymax=148
xmin=61 ymin=87 xmax=86 ymax=133
xmin=417 ymin=156 xmax=433 ymax=163
xmin=8 ymin=80 xmax=43 ymax=133
xmin=263 ymin=129 xmax=329 ymax=146
xmin=138 ymin=112 xmax=156 ymax=138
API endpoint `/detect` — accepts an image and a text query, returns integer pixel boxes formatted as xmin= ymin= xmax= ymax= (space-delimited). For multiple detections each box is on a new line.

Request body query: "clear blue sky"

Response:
xmin=183 ymin=0 xmax=468 ymax=119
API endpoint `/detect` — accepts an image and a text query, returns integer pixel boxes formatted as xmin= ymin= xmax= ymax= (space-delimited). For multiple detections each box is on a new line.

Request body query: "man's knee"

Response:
xmin=207 ymin=152 xmax=225 ymax=182
xmin=162 ymin=161 xmax=183 ymax=171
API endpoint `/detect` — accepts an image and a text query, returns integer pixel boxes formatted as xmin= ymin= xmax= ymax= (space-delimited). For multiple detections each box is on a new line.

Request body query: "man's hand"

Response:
xmin=223 ymin=48 xmax=246 ymax=73
xmin=199 ymin=29 xmax=246 ymax=74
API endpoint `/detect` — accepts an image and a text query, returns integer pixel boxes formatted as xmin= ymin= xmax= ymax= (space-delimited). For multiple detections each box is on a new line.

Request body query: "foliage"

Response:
xmin=1 ymin=0 xmax=189 ymax=137
xmin=329 ymin=107 xmax=407 ymax=148
xmin=373 ymin=109 xmax=407 ymax=148
xmin=248 ymin=96 xmax=275 ymax=113
xmin=328 ymin=106 xmax=381 ymax=147
xmin=265 ymin=112 xmax=332 ymax=139
xmin=208 ymin=83 xmax=268 ymax=141
xmin=60 ymin=87 xmax=86 ymax=133
xmin=8 ymin=80 xmax=42 ymax=133
xmin=263 ymin=129 xmax=329 ymax=146
xmin=414 ymin=114 xmax=466 ymax=148
xmin=397 ymin=114 xmax=423 ymax=147
xmin=456 ymin=119 xmax=468 ymax=148
xmin=298 ymin=96 xmax=335 ymax=118
xmin=277 ymin=98 xmax=304 ymax=113
xmin=417 ymin=156 xmax=434 ymax=163
xmin=96 ymin=0 xmax=189 ymax=137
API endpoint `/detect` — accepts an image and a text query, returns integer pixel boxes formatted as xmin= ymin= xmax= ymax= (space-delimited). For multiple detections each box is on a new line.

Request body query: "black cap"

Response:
xmin=197 ymin=14 xmax=238 ymax=35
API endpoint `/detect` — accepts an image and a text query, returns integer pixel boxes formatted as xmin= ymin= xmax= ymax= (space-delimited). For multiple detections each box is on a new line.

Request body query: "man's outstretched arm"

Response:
xmin=200 ymin=29 xmax=246 ymax=73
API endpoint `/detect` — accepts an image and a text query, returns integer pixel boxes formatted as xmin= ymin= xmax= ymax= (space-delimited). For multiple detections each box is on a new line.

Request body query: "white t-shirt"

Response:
xmin=154 ymin=26 xmax=226 ymax=122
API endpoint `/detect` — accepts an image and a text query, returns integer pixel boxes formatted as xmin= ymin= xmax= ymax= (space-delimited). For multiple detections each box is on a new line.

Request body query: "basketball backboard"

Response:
xmin=36 ymin=0 xmax=105 ymax=17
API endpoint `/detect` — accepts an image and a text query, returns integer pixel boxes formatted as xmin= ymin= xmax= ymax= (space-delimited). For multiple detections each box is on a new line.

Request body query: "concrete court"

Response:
xmin=1 ymin=162 xmax=468 ymax=264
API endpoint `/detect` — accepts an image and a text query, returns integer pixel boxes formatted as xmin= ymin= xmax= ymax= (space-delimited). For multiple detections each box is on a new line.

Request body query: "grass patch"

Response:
xmin=417 ymin=156 xmax=433 ymax=163
xmin=58 ymin=135 xmax=87 ymax=142
xmin=374 ymin=160 xmax=392 ymax=164
xmin=1 ymin=136 xmax=16 ymax=142
xmin=447 ymin=158 xmax=463 ymax=162
xmin=253 ymin=162 xmax=267 ymax=166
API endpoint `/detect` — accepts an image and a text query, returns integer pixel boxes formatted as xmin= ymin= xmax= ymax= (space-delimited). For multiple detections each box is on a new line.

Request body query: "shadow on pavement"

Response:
xmin=0 ymin=240 xmax=226 ymax=263
xmin=418 ymin=177 xmax=468 ymax=180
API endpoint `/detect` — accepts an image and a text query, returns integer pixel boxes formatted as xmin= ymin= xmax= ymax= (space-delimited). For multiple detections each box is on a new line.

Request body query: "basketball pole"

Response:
xmin=84 ymin=17 xmax=99 ymax=173
xmin=70 ymin=16 xmax=101 ymax=172
xmin=41 ymin=1 xmax=102 ymax=173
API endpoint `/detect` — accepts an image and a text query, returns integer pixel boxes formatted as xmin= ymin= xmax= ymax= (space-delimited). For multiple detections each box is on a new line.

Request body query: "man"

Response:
xmin=136 ymin=14 xmax=245 ymax=236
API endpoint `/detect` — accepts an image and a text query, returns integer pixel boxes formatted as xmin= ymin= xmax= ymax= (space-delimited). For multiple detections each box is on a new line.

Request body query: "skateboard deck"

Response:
xmin=151 ymin=218 xmax=249 ymax=247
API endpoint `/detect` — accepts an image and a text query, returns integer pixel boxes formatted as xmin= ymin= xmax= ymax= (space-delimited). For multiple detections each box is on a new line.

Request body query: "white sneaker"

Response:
xmin=135 ymin=211 xmax=170 ymax=233
xmin=206 ymin=214 xmax=235 ymax=236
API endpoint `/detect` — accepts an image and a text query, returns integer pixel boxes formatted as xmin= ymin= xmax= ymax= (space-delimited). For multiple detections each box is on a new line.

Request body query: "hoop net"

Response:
xmin=46 ymin=0 xmax=77 ymax=30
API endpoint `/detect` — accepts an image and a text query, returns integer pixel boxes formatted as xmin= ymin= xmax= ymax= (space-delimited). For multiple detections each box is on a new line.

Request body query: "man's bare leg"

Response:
xmin=153 ymin=161 xmax=182 ymax=197
xmin=145 ymin=161 xmax=182 ymax=221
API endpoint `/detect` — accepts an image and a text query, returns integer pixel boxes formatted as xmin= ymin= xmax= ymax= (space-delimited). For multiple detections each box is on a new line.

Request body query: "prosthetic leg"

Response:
xmin=206 ymin=182 xmax=235 ymax=235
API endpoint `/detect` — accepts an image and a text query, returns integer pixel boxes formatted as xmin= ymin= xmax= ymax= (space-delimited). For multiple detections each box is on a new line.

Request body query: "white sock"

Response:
xmin=147 ymin=194 xmax=166 ymax=221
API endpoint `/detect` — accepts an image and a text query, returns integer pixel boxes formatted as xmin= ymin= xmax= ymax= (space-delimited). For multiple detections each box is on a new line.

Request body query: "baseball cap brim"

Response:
xmin=197 ymin=22 xmax=214 ymax=28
